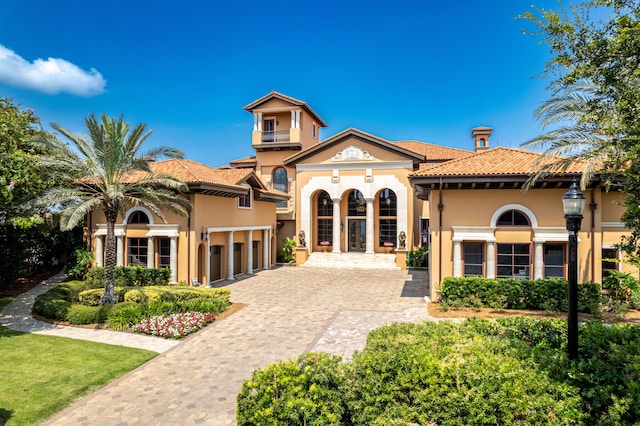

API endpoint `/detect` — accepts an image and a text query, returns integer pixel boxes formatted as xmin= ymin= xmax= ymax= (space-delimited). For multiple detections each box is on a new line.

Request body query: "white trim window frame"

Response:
xmin=238 ymin=185 xmax=252 ymax=209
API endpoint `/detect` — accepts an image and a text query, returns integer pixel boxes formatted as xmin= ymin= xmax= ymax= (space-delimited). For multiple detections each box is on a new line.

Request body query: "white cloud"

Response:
xmin=0 ymin=44 xmax=106 ymax=96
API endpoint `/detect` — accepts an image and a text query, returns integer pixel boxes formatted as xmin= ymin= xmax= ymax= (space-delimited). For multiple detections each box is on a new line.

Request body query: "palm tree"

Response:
xmin=522 ymin=82 xmax=625 ymax=189
xmin=33 ymin=114 xmax=190 ymax=304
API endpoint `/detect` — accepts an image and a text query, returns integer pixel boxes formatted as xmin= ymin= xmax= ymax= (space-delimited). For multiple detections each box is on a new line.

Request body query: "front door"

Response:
xmin=349 ymin=219 xmax=366 ymax=252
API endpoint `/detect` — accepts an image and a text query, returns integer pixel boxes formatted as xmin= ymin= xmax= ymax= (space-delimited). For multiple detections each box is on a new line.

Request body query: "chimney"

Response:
xmin=471 ymin=126 xmax=492 ymax=152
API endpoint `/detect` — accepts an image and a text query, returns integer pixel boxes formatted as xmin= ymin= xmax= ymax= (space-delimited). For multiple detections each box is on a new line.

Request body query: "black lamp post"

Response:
xmin=562 ymin=180 xmax=586 ymax=360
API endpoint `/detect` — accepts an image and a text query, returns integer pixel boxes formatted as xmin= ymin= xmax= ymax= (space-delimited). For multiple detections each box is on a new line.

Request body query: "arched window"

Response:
xmin=497 ymin=210 xmax=530 ymax=226
xmin=379 ymin=189 xmax=397 ymax=247
xmin=273 ymin=167 xmax=288 ymax=209
xmin=316 ymin=191 xmax=333 ymax=245
xmin=347 ymin=190 xmax=366 ymax=216
xmin=127 ymin=210 xmax=150 ymax=224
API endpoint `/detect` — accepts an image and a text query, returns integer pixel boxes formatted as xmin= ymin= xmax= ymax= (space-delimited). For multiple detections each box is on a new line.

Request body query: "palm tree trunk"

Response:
xmin=100 ymin=210 xmax=118 ymax=305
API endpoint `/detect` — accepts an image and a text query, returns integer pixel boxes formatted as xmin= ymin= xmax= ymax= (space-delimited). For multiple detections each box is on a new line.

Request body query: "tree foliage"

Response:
xmin=32 ymin=114 xmax=191 ymax=304
xmin=0 ymin=98 xmax=54 ymax=220
xmin=523 ymin=0 xmax=640 ymax=259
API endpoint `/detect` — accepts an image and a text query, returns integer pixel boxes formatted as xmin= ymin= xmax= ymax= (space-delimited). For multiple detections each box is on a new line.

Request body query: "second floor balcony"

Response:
xmin=262 ymin=130 xmax=291 ymax=143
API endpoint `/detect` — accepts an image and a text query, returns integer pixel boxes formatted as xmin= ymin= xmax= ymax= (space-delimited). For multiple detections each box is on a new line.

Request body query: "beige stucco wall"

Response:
xmin=428 ymin=186 xmax=636 ymax=298
xmin=89 ymin=192 xmax=278 ymax=285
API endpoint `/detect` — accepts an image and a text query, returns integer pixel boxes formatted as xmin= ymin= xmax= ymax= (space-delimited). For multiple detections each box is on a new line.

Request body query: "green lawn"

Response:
xmin=0 ymin=325 xmax=157 ymax=425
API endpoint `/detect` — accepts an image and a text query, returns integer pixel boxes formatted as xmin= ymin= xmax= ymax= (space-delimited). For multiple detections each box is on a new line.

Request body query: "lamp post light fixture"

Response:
xmin=562 ymin=179 xmax=586 ymax=360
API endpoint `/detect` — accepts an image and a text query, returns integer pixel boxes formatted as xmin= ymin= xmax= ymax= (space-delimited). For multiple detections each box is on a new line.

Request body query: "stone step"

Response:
xmin=300 ymin=252 xmax=400 ymax=270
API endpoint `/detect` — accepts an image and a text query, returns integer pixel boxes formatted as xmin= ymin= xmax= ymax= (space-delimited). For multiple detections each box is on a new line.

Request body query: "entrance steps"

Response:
xmin=300 ymin=252 xmax=400 ymax=270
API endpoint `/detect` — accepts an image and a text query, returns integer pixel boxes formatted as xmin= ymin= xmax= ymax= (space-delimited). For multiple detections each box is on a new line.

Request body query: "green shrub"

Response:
xmin=406 ymin=245 xmax=428 ymax=267
xmin=176 ymin=297 xmax=229 ymax=314
xmin=66 ymin=304 xmax=113 ymax=324
xmin=277 ymin=236 xmax=297 ymax=263
xmin=85 ymin=267 xmax=105 ymax=289
xmin=33 ymin=296 xmax=71 ymax=321
xmin=441 ymin=277 xmax=601 ymax=314
xmin=84 ymin=266 xmax=171 ymax=288
xmin=237 ymin=353 xmax=348 ymax=425
xmin=347 ymin=321 xmax=582 ymax=425
xmin=78 ymin=289 xmax=103 ymax=306
xmin=124 ymin=289 xmax=148 ymax=304
xmin=237 ymin=319 xmax=640 ymax=425
xmin=64 ymin=249 xmax=94 ymax=280
xmin=107 ymin=302 xmax=144 ymax=331
xmin=62 ymin=280 xmax=90 ymax=302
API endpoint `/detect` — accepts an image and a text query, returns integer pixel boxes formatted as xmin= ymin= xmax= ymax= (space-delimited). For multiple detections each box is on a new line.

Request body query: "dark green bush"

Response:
xmin=237 ymin=353 xmax=348 ymax=426
xmin=347 ymin=321 xmax=582 ymax=425
xmin=66 ymin=304 xmax=113 ymax=324
xmin=441 ymin=277 xmax=601 ymax=314
xmin=406 ymin=245 xmax=428 ymax=267
xmin=237 ymin=319 xmax=640 ymax=425
xmin=85 ymin=266 xmax=171 ymax=288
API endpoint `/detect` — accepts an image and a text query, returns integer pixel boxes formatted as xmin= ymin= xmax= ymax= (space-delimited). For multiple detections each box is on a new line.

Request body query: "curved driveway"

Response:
xmin=41 ymin=266 xmax=435 ymax=425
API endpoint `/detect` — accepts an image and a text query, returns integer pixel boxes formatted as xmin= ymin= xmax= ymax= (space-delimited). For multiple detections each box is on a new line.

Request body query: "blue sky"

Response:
xmin=0 ymin=0 xmax=564 ymax=167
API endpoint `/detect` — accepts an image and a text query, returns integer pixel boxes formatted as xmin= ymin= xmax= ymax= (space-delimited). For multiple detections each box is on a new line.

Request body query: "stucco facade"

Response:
xmin=88 ymin=91 xmax=634 ymax=294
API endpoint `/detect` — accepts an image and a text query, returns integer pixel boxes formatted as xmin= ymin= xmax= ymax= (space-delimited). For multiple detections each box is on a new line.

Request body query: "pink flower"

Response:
xmin=7 ymin=181 xmax=15 ymax=191
xmin=25 ymin=107 xmax=34 ymax=114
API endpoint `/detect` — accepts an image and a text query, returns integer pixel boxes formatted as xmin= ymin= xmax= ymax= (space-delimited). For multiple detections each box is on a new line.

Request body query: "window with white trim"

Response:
xmin=497 ymin=243 xmax=531 ymax=279
xmin=463 ymin=242 xmax=483 ymax=277
xmin=238 ymin=186 xmax=252 ymax=209
xmin=544 ymin=243 xmax=565 ymax=278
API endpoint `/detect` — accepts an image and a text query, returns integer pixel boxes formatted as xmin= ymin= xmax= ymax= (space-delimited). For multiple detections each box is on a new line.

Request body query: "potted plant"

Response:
xmin=383 ymin=241 xmax=394 ymax=253
xmin=320 ymin=240 xmax=331 ymax=252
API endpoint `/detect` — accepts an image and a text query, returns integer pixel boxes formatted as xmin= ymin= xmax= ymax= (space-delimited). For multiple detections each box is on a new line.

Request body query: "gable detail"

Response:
xmin=332 ymin=145 xmax=375 ymax=162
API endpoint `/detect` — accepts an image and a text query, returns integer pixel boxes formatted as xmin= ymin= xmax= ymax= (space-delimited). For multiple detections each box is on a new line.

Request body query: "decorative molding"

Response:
xmin=601 ymin=222 xmax=626 ymax=228
xmin=451 ymin=226 xmax=496 ymax=242
xmin=332 ymin=145 xmax=374 ymax=161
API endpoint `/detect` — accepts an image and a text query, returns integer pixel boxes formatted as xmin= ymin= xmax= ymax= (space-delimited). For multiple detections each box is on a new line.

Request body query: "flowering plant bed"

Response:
xmin=383 ymin=242 xmax=394 ymax=247
xmin=320 ymin=240 xmax=331 ymax=246
xmin=133 ymin=311 xmax=217 ymax=339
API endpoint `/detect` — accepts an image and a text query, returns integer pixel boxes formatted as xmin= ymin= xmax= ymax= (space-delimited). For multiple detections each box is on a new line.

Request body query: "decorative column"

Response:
xmin=116 ymin=235 xmax=124 ymax=266
xmin=147 ymin=237 xmax=155 ymax=269
xmin=247 ymin=230 xmax=254 ymax=274
xmin=452 ymin=240 xmax=462 ymax=277
xmin=365 ymin=198 xmax=375 ymax=254
xmin=254 ymin=112 xmax=263 ymax=131
xmin=263 ymin=229 xmax=269 ymax=270
xmin=95 ymin=235 xmax=104 ymax=267
xmin=486 ymin=240 xmax=496 ymax=278
xmin=332 ymin=198 xmax=341 ymax=253
xmin=227 ymin=231 xmax=235 ymax=280
xmin=533 ymin=241 xmax=544 ymax=280
xmin=169 ymin=236 xmax=178 ymax=283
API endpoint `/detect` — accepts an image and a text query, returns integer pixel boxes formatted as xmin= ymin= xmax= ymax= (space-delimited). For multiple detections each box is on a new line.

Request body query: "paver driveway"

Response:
xmin=43 ymin=266 xmax=435 ymax=425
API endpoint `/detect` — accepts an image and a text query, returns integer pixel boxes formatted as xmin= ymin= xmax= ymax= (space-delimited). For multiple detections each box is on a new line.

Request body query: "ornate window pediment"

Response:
xmin=332 ymin=145 xmax=374 ymax=161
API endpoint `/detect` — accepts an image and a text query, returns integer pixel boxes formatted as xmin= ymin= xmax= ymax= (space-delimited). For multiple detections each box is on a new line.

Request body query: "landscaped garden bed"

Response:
xmin=32 ymin=266 xmax=232 ymax=339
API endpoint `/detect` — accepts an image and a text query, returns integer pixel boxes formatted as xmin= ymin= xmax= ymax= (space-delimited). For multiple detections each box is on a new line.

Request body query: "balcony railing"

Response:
xmin=262 ymin=130 xmax=291 ymax=143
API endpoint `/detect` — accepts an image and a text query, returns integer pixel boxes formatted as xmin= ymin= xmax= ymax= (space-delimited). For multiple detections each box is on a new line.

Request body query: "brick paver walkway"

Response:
xmin=24 ymin=266 xmax=437 ymax=425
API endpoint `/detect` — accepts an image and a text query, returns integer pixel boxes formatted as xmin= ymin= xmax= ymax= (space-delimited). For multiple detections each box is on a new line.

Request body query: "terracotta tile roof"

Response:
xmin=229 ymin=156 xmax=256 ymax=165
xmin=143 ymin=159 xmax=251 ymax=189
xmin=243 ymin=91 xmax=328 ymax=127
xmin=391 ymin=140 xmax=473 ymax=161
xmin=411 ymin=147 xmax=585 ymax=177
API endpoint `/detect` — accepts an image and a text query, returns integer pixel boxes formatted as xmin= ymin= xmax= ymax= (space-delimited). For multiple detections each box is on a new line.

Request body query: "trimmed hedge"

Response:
xmin=85 ymin=266 xmax=171 ymax=287
xmin=238 ymin=319 xmax=640 ymax=425
xmin=441 ymin=277 xmax=601 ymax=314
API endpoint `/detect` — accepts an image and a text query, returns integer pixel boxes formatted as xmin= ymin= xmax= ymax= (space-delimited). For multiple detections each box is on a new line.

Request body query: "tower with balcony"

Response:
xmin=243 ymin=91 xmax=328 ymax=244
